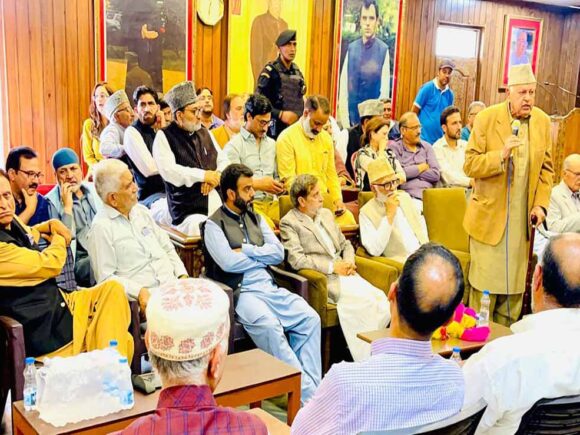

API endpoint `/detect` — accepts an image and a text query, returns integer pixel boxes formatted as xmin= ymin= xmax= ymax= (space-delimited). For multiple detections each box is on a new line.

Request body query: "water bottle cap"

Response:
xmin=25 ymin=357 xmax=35 ymax=365
xmin=452 ymin=347 xmax=460 ymax=352
xmin=109 ymin=340 xmax=118 ymax=347
xmin=483 ymin=290 xmax=490 ymax=295
xmin=119 ymin=358 xmax=128 ymax=364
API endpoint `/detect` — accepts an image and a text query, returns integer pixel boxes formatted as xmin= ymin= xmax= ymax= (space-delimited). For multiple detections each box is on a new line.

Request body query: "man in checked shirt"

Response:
xmin=291 ymin=243 xmax=466 ymax=435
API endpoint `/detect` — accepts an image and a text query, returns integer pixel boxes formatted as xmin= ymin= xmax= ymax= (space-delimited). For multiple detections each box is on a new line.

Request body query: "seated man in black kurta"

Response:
xmin=123 ymin=86 xmax=167 ymax=210
xmin=152 ymin=81 xmax=229 ymax=236
xmin=0 ymin=169 xmax=133 ymax=360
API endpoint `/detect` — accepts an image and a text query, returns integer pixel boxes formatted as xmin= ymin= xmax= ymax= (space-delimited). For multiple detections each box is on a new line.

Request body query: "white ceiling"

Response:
xmin=523 ymin=0 xmax=580 ymax=8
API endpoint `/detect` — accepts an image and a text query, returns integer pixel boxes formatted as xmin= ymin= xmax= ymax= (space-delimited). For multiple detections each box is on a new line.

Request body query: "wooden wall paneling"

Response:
xmin=394 ymin=0 xmax=579 ymax=121
xmin=558 ymin=12 xmax=580 ymax=113
xmin=15 ymin=1 xmax=33 ymax=148
xmin=76 ymin=0 xmax=94 ymax=151
xmin=52 ymin=0 xmax=68 ymax=179
xmin=29 ymin=0 xmax=46 ymax=168
xmin=307 ymin=0 xmax=334 ymax=101
xmin=195 ymin=7 xmax=228 ymax=118
xmin=41 ymin=0 xmax=58 ymax=166
xmin=65 ymin=0 xmax=79 ymax=156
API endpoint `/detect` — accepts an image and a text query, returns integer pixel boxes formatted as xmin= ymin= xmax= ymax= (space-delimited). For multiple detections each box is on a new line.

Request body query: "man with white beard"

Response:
xmin=359 ymin=158 xmax=428 ymax=264
xmin=152 ymin=81 xmax=229 ymax=236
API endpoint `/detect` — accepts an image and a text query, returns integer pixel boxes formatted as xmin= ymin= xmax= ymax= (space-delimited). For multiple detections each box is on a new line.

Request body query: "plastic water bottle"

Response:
xmin=450 ymin=347 xmax=462 ymax=364
xmin=23 ymin=357 xmax=37 ymax=411
xmin=478 ymin=290 xmax=491 ymax=327
xmin=117 ymin=358 xmax=134 ymax=408
xmin=102 ymin=340 xmax=121 ymax=398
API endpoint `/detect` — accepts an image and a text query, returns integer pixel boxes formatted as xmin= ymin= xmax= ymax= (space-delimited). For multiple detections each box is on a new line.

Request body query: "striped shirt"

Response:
xmin=291 ymin=338 xmax=464 ymax=435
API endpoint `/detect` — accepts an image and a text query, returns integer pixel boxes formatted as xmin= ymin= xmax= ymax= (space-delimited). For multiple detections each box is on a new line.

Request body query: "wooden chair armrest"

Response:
xmin=0 ymin=316 xmax=26 ymax=401
xmin=271 ymin=265 xmax=309 ymax=300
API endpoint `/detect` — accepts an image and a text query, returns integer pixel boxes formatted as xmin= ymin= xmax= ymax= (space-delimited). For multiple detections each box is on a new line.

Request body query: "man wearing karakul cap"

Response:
xmin=256 ymin=29 xmax=306 ymax=139
xmin=113 ymin=279 xmax=267 ymax=435
xmin=100 ymin=90 xmax=134 ymax=159
xmin=359 ymin=158 xmax=428 ymax=264
xmin=464 ymin=63 xmax=554 ymax=325
xmin=152 ymin=81 xmax=229 ymax=236
xmin=45 ymin=148 xmax=102 ymax=287
xmin=345 ymin=98 xmax=384 ymax=178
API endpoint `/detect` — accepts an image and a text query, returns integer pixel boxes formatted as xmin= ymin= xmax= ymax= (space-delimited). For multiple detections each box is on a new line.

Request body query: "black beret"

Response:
xmin=276 ymin=29 xmax=297 ymax=47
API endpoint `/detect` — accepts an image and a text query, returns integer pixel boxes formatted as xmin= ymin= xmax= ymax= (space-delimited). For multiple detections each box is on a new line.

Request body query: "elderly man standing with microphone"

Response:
xmin=464 ymin=64 xmax=554 ymax=325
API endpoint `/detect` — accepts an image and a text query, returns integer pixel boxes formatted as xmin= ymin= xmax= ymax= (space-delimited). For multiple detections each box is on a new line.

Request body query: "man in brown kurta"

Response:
xmin=463 ymin=64 xmax=554 ymax=325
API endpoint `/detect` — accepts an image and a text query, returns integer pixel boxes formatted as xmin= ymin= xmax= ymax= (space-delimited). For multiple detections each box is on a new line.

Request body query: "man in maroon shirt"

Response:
xmin=117 ymin=279 xmax=267 ymax=435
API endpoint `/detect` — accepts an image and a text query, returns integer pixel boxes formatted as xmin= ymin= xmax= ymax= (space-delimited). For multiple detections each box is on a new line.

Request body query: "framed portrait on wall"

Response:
xmin=94 ymin=0 xmax=196 ymax=97
xmin=499 ymin=15 xmax=543 ymax=88
xmin=227 ymin=0 xmax=313 ymax=94
xmin=332 ymin=0 xmax=403 ymax=128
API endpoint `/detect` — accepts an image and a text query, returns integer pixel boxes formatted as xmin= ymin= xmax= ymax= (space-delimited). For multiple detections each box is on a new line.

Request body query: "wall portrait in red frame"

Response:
xmin=94 ymin=0 xmax=196 ymax=97
xmin=500 ymin=15 xmax=543 ymax=88
xmin=332 ymin=0 xmax=403 ymax=128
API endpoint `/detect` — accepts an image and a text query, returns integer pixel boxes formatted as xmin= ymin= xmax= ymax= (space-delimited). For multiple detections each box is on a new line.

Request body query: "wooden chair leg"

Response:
xmin=322 ymin=328 xmax=332 ymax=374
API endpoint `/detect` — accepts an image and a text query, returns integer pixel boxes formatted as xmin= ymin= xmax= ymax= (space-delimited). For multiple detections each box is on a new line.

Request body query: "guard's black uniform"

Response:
xmin=256 ymin=56 xmax=306 ymax=139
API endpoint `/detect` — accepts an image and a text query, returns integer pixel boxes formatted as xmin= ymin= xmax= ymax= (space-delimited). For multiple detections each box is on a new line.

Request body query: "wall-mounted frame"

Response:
xmin=94 ymin=0 xmax=196 ymax=96
xmin=226 ymin=0 xmax=313 ymax=94
xmin=332 ymin=0 xmax=404 ymax=128
xmin=499 ymin=15 xmax=543 ymax=88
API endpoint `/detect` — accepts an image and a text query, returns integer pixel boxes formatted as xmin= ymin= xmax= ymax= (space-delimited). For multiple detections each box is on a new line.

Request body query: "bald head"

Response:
xmin=541 ymin=233 xmax=580 ymax=309
xmin=396 ymin=243 xmax=464 ymax=337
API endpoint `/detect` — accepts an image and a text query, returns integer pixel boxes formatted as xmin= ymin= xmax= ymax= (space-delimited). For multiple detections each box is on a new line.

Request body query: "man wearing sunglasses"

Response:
xmin=224 ymin=94 xmax=284 ymax=229
xmin=5 ymin=146 xmax=50 ymax=226
xmin=359 ymin=158 xmax=428 ymax=264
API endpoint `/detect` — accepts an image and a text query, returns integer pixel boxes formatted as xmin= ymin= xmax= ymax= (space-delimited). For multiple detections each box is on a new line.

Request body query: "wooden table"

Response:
xmin=357 ymin=321 xmax=512 ymax=358
xmin=12 ymin=349 xmax=301 ymax=434
xmin=247 ymin=409 xmax=290 ymax=435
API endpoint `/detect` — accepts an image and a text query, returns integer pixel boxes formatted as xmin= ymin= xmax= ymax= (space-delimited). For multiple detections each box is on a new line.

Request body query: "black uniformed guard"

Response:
xmin=256 ymin=29 xmax=306 ymax=139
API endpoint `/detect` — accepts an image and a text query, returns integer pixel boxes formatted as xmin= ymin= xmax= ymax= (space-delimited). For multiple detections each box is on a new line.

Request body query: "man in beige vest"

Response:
xmin=464 ymin=64 xmax=554 ymax=325
xmin=360 ymin=158 xmax=428 ymax=264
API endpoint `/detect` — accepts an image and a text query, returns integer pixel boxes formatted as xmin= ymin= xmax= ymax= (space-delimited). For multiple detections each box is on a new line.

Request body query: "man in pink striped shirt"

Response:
xmin=291 ymin=243 xmax=465 ymax=435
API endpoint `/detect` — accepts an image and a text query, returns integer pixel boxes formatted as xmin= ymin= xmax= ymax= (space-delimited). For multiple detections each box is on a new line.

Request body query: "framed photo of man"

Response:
xmin=227 ymin=0 xmax=313 ymax=94
xmin=94 ymin=0 xmax=196 ymax=97
xmin=333 ymin=0 xmax=403 ymax=128
xmin=499 ymin=15 xmax=543 ymax=88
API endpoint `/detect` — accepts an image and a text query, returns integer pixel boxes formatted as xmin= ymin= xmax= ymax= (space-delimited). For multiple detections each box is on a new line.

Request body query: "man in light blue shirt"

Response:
xmin=202 ymin=164 xmax=321 ymax=404
xmin=413 ymin=59 xmax=455 ymax=144
xmin=292 ymin=243 xmax=465 ymax=435
xmin=224 ymin=94 xmax=285 ymax=229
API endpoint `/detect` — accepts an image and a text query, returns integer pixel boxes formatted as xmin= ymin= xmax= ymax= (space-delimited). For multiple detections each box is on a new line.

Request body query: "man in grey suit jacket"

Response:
xmin=280 ymin=174 xmax=389 ymax=361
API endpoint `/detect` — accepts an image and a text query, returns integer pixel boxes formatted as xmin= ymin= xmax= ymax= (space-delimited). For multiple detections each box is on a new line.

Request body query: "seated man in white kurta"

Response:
xmin=534 ymin=154 xmax=580 ymax=260
xmin=360 ymin=158 xmax=428 ymax=264
xmin=87 ymin=159 xmax=188 ymax=313
xmin=280 ymin=174 xmax=390 ymax=361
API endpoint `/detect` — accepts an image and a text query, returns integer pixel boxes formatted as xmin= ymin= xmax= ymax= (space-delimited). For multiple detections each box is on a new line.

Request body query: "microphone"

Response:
xmin=511 ymin=119 xmax=520 ymax=136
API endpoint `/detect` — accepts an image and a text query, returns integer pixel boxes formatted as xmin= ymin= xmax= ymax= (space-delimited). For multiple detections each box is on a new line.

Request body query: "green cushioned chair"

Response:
xmin=423 ymin=188 xmax=471 ymax=304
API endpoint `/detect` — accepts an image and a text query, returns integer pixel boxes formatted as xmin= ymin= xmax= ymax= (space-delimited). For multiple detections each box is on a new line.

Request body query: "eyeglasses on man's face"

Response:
xmin=373 ymin=180 xmax=399 ymax=189
xmin=18 ymin=169 xmax=44 ymax=180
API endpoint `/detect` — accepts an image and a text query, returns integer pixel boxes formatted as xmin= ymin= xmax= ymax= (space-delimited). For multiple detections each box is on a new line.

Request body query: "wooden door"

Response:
xmin=435 ymin=24 xmax=482 ymax=121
